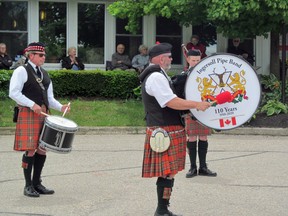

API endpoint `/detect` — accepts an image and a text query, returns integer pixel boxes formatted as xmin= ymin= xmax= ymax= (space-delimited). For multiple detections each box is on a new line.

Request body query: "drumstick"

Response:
xmin=62 ymin=102 xmax=70 ymax=117
xmin=40 ymin=112 xmax=50 ymax=117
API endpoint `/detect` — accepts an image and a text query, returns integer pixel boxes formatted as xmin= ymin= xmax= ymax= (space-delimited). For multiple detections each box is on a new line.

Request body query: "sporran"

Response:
xmin=149 ymin=128 xmax=171 ymax=153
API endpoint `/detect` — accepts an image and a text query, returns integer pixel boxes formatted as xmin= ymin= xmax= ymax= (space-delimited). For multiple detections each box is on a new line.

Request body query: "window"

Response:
xmin=116 ymin=18 xmax=143 ymax=60
xmin=156 ymin=17 xmax=182 ymax=64
xmin=78 ymin=3 xmax=105 ymax=64
xmin=192 ymin=23 xmax=217 ymax=56
xmin=39 ymin=2 xmax=67 ymax=63
xmin=0 ymin=1 xmax=28 ymax=62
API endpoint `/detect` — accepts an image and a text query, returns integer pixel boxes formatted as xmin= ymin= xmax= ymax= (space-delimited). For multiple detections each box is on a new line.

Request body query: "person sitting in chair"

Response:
xmin=61 ymin=47 xmax=85 ymax=70
xmin=111 ymin=44 xmax=134 ymax=71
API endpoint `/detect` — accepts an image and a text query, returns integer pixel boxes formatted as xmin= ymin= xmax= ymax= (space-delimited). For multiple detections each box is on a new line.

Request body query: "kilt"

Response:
xmin=142 ymin=125 xmax=186 ymax=178
xmin=14 ymin=106 xmax=46 ymax=151
xmin=185 ymin=114 xmax=211 ymax=137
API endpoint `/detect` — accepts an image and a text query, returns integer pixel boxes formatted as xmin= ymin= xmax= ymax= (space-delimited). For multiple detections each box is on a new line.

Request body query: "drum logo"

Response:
xmin=196 ymin=67 xmax=248 ymax=106
xmin=54 ymin=132 xmax=62 ymax=147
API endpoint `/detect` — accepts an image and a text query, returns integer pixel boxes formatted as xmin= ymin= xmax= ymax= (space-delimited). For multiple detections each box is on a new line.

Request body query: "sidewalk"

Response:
xmin=0 ymin=133 xmax=288 ymax=216
xmin=1 ymin=126 xmax=288 ymax=136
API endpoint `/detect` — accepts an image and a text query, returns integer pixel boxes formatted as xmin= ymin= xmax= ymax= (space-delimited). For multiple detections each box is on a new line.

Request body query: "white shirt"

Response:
xmin=145 ymin=67 xmax=177 ymax=108
xmin=9 ymin=61 xmax=63 ymax=111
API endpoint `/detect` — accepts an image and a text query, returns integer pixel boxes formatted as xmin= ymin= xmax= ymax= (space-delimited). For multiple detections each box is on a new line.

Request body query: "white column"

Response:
xmin=105 ymin=3 xmax=116 ymax=61
xmin=28 ymin=1 xmax=39 ymax=43
xmin=67 ymin=1 xmax=78 ymax=50
xmin=255 ymin=34 xmax=270 ymax=75
xmin=143 ymin=15 xmax=156 ymax=48
xmin=216 ymin=33 xmax=227 ymax=53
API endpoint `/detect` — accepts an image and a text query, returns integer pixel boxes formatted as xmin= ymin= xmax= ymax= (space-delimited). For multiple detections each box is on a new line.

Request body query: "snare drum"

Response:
xmin=39 ymin=116 xmax=78 ymax=153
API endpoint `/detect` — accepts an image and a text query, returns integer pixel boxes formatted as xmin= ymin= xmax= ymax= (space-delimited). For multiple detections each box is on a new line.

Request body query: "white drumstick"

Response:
xmin=62 ymin=102 xmax=70 ymax=117
xmin=40 ymin=111 xmax=50 ymax=117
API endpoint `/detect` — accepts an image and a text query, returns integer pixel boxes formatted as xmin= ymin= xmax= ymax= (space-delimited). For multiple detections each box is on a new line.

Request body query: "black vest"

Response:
xmin=22 ymin=63 xmax=51 ymax=107
xmin=140 ymin=65 xmax=182 ymax=127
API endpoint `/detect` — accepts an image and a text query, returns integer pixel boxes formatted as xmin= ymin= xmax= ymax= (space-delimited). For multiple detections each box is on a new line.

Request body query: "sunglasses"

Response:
xmin=33 ymin=53 xmax=46 ymax=57
xmin=163 ymin=54 xmax=172 ymax=59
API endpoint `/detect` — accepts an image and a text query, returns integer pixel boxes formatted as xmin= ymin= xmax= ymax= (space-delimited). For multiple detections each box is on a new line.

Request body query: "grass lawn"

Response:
xmin=0 ymin=98 xmax=145 ymax=127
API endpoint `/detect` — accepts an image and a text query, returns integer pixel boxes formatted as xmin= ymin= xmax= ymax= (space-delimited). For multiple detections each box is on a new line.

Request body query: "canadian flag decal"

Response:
xmin=219 ymin=117 xmax=237 ymax=127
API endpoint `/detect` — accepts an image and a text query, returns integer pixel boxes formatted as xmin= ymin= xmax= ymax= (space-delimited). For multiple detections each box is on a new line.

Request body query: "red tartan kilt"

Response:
xmin=142 ymin=125 xmax=186 ymax=178
xmin=14 ymin=106 xmax=46 ymax=151
xmin=185 ymin=115 xmax=211 ymax=136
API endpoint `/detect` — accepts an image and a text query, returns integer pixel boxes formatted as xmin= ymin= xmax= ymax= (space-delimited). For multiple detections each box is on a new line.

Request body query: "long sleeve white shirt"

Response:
xmin=145 ymin=67 xmax=177 ymax=108
xmin=9 ymin=61 xmax=63 ymax=111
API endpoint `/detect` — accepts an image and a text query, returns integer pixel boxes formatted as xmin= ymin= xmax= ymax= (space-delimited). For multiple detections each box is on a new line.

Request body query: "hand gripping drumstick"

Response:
xmin=40 ymin=112 xmax=50 ymax=117
xmin=62 ymin=102 xmax=71 ymax=117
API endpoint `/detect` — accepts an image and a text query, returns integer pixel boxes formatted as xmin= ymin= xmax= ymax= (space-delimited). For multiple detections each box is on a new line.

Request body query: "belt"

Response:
xmin=147 ymin=127 xmax=185 ymax=135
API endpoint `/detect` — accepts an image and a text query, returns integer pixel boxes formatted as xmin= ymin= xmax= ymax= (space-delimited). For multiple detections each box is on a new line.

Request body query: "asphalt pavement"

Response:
xmin=0 ymin=129 xmax=288 ymax=216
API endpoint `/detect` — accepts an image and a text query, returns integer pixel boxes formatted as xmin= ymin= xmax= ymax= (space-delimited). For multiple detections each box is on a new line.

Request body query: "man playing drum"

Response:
xmin=184 ymin=49 xmax=217 ymax=178
xmin=9 ymin=42 xmax=70 ymax=197
xmin=139 ymin=43 xmax=210 ymax=216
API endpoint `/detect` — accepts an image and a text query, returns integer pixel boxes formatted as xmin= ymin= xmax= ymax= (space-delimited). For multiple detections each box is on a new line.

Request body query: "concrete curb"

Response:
xmin=0 ymin=126 xmax=287 ymax=136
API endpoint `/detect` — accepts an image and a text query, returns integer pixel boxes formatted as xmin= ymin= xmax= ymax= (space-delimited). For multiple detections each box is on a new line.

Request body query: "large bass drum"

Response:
xmin=185 ymin=53 xmax=261 ymax=130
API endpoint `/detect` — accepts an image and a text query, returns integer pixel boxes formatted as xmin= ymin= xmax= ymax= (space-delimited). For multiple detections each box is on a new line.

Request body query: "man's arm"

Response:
xmin=166 ymin=97 xmax=211 ymax=111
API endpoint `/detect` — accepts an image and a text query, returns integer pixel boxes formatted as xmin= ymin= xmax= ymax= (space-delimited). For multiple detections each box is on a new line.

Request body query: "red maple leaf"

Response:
xmin=225 ymin=119 xmax=231 ymax=125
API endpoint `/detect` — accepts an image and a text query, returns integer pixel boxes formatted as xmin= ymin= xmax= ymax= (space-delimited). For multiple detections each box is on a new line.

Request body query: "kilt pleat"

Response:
xmin=142 ymin=125 xmax=186 ymax=178
xmin=14 ymin=106 xmax=46 ymax=151
xmin=185 ymin=115 xmax=211 ymax=136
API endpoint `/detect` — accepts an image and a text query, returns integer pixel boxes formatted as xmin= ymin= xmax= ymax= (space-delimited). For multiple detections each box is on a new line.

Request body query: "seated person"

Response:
xmin=111 ymin=44 xmax=134 ymax=71
xmin=61 ymin=46 xmax=85 ymax=70
xmin=186 ymin=35 xmax=207 ymax=59
xmin=132 ymin=44 xmax=149 ymax=73
xmin=0 ymin=43 xmax=13 ymax=70
xmin=227 ymin=38 xmax=254 ymax=65
xmin=13 ymin=49 xmax=28 ymax=69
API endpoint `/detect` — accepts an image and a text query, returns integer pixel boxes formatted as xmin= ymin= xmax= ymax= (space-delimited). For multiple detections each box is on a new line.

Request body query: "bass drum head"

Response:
xmin=185 ymin=53 xmax=261 ymax=130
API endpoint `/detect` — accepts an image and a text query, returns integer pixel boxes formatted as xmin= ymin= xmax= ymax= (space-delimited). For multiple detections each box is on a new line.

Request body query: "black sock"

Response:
xmin=156 ymin=177 xmax=173 ymax=214
xmin=187 ymin=141 xmax=197 ymax=168
xmin=198 ymin=140 xmax=208 ymax=168
xmin=22 ymin=153 xmax=34 ymax=187
xmin=32 ymin=153 xmax=46 ymax=186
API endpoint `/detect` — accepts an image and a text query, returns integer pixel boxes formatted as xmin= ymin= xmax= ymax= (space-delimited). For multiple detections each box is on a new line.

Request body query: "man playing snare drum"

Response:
xmin=139 ymin=43 xmax=210 ymax=216
xmin=9 ymin=42 xmax=70 ymax=197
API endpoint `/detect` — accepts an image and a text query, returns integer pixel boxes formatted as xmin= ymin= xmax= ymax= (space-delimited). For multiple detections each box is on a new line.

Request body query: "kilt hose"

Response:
xmin=142 ymin=125 xmax=186 ymax=178
xmin=14 ymin=106 xmax=47 ymax=151
xmin=184 ymin=114 xmax=211 ymax=137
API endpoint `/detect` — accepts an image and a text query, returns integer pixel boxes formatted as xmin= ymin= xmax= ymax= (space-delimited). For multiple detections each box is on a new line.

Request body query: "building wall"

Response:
xmin=0 ymin=0 xmax=271 ymax=74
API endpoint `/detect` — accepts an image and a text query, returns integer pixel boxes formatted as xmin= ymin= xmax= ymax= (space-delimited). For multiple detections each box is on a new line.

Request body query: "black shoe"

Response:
xmin=185 ymin=167 xmax=197 ymax=178
xmin=198 ymin=167 xmax=217 ymax=177
xmin=34 ymin=184 xmax=55 ymax=195
xmin=154 ymin=210 xmax=182 ymax=216
xmin=24 ymin=185 xmax=40 ymax=197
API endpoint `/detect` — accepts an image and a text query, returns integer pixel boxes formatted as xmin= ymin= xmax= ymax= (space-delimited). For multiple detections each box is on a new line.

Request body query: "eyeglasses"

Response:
xmin=33 ymin=53 xmax=46 ymax=57
xmin=163 ymin=55 xmax=172 ymax=59
xmin=233 ymin=40 xmax=240 ymax=42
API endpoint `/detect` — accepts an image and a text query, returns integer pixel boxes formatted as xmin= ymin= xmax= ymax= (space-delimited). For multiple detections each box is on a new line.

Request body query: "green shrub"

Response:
xmin=0 ymin=69 xmax=140 ymax=99
xmin=260 ymin=100 xmax=288 ymax=116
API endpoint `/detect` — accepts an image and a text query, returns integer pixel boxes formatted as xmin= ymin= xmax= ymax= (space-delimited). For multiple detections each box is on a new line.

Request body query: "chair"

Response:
xmin=105 ymin=61 xmax=114 ymax=71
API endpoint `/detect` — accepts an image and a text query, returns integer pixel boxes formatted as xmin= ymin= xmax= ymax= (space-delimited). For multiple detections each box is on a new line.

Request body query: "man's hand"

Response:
xmin=32 ymin=103 xmax=42 ymax=114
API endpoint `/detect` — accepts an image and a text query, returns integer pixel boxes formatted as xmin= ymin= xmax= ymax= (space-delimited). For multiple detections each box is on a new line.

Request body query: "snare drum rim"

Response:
xmin=45 ymin=116 xmax=78 ymax=132
xmin=185 ymin=53 xmax=262 ymax=130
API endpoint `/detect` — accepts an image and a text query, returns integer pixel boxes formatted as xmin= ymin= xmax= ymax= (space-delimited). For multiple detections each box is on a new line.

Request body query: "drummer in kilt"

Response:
xmin=184 ymin=49 xmax=217 ymax=178
xmin=9 ymin=42 xmax=70 ymax=197
xmin=139 ymin=43 xmax=210 ymax=216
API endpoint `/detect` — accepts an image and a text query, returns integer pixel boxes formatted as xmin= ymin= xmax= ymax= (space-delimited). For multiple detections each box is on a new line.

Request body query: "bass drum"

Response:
xmin=185 ymin=53 xmax=261 ymax=130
